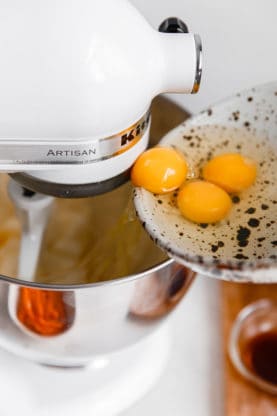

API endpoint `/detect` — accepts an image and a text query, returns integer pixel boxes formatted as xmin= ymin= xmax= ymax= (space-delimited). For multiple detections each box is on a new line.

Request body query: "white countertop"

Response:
xmin=122 ymin=276 xmax=224 ymax=416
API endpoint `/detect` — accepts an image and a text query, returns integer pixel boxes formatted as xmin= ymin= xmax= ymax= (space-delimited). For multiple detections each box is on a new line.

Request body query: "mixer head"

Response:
xmin=0 ymin=0 xmax=202 ymax=197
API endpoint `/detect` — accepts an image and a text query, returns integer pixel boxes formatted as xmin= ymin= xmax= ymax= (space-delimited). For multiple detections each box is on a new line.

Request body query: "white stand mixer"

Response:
xmin=0 ymin=0 xmax=202 ymax=413
xmin=0 ymin=0 xmax=201 ymax=195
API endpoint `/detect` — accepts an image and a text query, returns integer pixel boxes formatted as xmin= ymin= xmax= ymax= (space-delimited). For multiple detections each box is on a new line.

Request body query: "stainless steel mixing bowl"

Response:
xmin=0 ymin=261 xmax=195 ymax=366
xmin=0 ymin=171 xmax=196 ymax=366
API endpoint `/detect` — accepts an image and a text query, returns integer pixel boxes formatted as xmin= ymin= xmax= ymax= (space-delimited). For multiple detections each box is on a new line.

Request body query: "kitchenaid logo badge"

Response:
xmin=46 ymin=148 xmax=97 ymax=158
xmin=120 ymin=113 xmax=150 ymax=147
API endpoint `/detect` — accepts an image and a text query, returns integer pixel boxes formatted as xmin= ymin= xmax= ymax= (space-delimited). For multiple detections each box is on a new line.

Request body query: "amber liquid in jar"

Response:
xmin=241 ymin=331 xmax=277 ymax=385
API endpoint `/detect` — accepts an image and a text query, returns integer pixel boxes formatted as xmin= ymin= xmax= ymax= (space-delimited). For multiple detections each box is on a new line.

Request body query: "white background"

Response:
xmin=132 ymin=0 xmax=277 ymax=114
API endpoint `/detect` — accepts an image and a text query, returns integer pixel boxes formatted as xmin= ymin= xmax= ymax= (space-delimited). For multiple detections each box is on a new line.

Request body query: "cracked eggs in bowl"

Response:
xmin=134 ymin=82 xmax=277 ymax=282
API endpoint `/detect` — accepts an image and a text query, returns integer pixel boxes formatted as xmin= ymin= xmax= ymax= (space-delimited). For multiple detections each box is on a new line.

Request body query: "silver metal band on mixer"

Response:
xmin=0 ymin=111 xmax=150 ymax=168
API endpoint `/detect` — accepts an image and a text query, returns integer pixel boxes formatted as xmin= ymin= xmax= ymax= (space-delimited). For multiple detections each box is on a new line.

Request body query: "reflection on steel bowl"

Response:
xmin=1 ymin=260 xmax=196 ymax=366
xmin=129 ymin=265 xmax=195 ymax=320
xmin=0 ymin=174 xmax=196 ymax=366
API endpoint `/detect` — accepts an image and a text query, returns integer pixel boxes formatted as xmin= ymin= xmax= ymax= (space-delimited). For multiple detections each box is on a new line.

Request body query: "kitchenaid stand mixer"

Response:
xmin=0 ymin=0 xmax=201 ymax=413
xmin=0 ymin=0 xmax=201 ymax=197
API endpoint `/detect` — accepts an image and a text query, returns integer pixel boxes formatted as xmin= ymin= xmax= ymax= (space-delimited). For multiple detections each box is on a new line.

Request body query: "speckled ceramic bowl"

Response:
xmin=134 ymin=82 xmax=277 ymax=282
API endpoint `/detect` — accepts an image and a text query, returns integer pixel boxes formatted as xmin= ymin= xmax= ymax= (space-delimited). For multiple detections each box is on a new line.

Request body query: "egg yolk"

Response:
xmin=131 ymin=147 xmax=188 ymax=194
xmin=177 ymin=180 xmax=232 ymax=224
xmin=203 ymin=153 xmax=256 ymax=193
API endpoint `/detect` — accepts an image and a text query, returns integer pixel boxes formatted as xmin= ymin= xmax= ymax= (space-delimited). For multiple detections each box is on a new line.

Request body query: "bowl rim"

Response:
xmin=0 ymin=257 xmax=174 ymax=291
